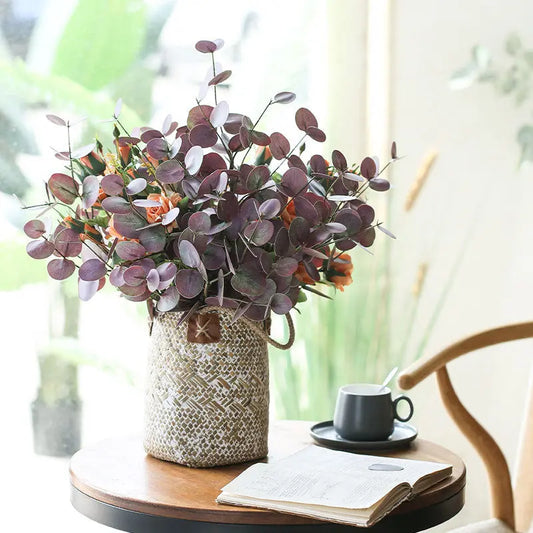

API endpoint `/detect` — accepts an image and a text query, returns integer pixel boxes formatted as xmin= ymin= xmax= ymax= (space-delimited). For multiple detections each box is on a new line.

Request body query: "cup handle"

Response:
xmin=393 ymin=395 xmax=414 ymax=422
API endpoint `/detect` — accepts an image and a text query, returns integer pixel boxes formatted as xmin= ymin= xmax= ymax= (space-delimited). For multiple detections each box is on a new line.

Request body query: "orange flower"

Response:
xmin=326 ymin=253 xmax=353 ymax=291
xmin=281 ymin=199 xmax=296 ymax=228
xmin=80 ymin=151 xmax=106 ymax=174
xmin=145 ymin=193 xmax=174 ymax=224
xmin=294 ymin=262 xmax=316 ymax=285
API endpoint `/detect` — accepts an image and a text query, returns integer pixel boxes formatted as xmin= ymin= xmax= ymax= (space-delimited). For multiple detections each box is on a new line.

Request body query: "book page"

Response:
xmin=220 ymin=445 xmax=451 ymax=510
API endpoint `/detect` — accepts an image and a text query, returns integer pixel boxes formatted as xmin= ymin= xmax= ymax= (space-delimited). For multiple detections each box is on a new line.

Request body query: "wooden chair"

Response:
xmin=397 ymin=322 xmax=533 ymax=533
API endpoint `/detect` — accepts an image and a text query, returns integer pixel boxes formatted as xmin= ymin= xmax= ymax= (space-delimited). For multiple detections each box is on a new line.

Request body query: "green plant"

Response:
xmin=450 ymin=33 xmax=533 ymax=166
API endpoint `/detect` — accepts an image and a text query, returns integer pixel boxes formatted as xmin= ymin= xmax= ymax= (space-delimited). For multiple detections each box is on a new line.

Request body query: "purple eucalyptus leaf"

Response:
xmin=377 ymin=225 xmax=396 ymax=239
xmin=246 ymin=165 xmax=269 ymax=191
xmin=343 ymin=172 xmax=365 ymax=183
xmin=269 ymin=132 xmax=290 ymax=160
xmin=258 ymin=198 xmax=281 ymax=219
xmin=361 ymin=156 xmax=377 ymax=179
xmin=146 ymin=138 xmax=168 ymax=160
xmin=210 ymin=100 xmax=229 ymax=128
xmin=293 ymin=196 xmax=319 ymax=224
xmin=270 ymin=293 xmax=293 ymax=315
xmin=46 ymin=114 xmax=66 ymax=126
xmin=324 ymin=222 xmax=347 ymax=234
xmin=328 ymin=194 xmax=356 ymax=202
xmin=309 ymin=154 xmax=328 ymax=175
xmin=169 ymin=137 xmax=183 ymax=158
xmin=101 ymin=174 xmax=124 ymax=195
xmin=307 ymin=126 xmax=326 ymax=142
xmin=161 ymin=114 xmax=173 ymax=135
xmin=217 ymin=191 xmax=238 ymax=221
xmin=357 ymin=204 xmax=375 ymax=225
xmin=115 ymin=241 xmax=146 ymax=261
xmin=125 ymin=178 xmax=147 ymax=195
xmin=272 ymin=91 xmax=296 ymax=104
xmin=139 ymin=225 xmax=166 ymax=253
xmin=239 ymin=125 xmax=251 ymax=148
xmin=335 ymin=209 xmax=362 ymax=235
xmin=133 ymin=199 xmax=162 ymax=208
xmin=140 ymin=129 xmax=163 ymax=143
xmin=214 ymin=38 xmax=224 ymax=50
xmin=217 ymin=269 xmax=224 ymax=306
xmin=113 ymin=98 xmax=122 ymax=118
xmin=161 ymin=207 xmax=180 ymax=225
xmin=26 ymin=239 xmax=55 ymax=259
xmin=274 ymin=227 xmax=291 ymax=256
xmin=295 ymin=107 xmax=318 ymax=132
xmin=157 ymin=262 xmax=178 ymax=282
xmin=79 ymin=258 xmax=106 ymax=281
xmin=287 ymin=154 xmax=307 ymax=172
xmin=101 ymin=196 xmax=131 ymax=214
xmin=280 ymin=167 xmax=308 ymax=196
xmin=231 ymin=264 xmax=266 ymax=298
xmin=188 ymin=211 xmax=211 ymax=233
xmin=357 ymin=226 xmax=376 ymax=247
xmin=54 ymin=228 xmax=82 ymax=257
xmin=182 ymin=178 xmax=200 ymax=199
xmin=47 ymin=258 xmax=75 ymax=280
xmin=81 ymin=175 xmax=100 ymax=209
xmin=24 ymin=220 xmax=46 ymax=239
xmin=156 ymin=160 xmax=184 ymax=184
xmin=178 ymin=240 xmax=201 ymax=268
xmin=205 ymin=221 xmax=231 ymax=235
xmin=146 ymin=269 xmax=160 ymax=292
xmin=288 ymin=216 xmax=310 ymax=245
xmin=156 ymin=286 xmax=180 ymax=312
xmin=332 ymin=150 xmax=348 ymax=171
xmin=113 ymin=211 xmax=147 ymax=238
xmin=190 ymin=124 xmax=218 ymax=148
xmin=71 ymin=143 xmax=96 ymax=159
xmin=369 ymin=178 xmax=391 ymax=191
xmin=195 ymin=40 xmax=217 ymax=53
xmin=243 ymin=220 xmax=274 ymax=246
xmin=185 ymin=145 xmax=203 ymax=174
xmin=391 ymin=141 xmax=398 ymax=159
xmin=273 ymin=257 xmax=298 ymax=276
xmin=187 ymin=105 xmax=214 ymax=129
xmin=216 ymin=171 xmax=228 ymax=193
xmin=78 ymin=278 xmax=98 ymax=301
xmin=110 ymin=266 xmax=126 ymax=287
xmin=48 ymin=173 xmax=79 ymax=204
xmin=208 ymin=70 xmax=232 ymax=86
xmin=123 ymin=265 xmax=146 ymax=286
xmin=175 ymin=269 xmax=204 ymax=298
xmin=202 ymin=245 xmax=226 ymax=270
xmin=251 ymin=131 xmax=271 ymax=146
xmin=302 ymin=247 xmax=329 ymax=260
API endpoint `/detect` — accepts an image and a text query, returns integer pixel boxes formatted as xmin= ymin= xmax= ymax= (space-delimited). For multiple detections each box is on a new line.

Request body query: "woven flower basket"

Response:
xmin=143 ymin=307 xmax=293 ymax=467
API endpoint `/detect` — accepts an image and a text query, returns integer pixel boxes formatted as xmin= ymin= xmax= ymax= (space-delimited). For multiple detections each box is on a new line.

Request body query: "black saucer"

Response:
xmin=310 ymin=420 xmax=418 ymax=452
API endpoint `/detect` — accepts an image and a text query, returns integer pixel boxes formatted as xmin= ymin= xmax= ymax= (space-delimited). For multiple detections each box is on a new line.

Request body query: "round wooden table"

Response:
xmin=70 ymin=420 xmax=466 ymax=532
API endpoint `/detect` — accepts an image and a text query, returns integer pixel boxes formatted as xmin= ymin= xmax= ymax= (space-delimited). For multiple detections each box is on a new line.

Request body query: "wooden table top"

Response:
xmin=70 ymin=420 xmax=466 ymax=526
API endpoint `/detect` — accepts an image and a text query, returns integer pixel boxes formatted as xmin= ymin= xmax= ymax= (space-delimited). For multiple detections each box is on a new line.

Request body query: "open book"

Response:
xmin=217 ymin=445 xmax=452 ymax=528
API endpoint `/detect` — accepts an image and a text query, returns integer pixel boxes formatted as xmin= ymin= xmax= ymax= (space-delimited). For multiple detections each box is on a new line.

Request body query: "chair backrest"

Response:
xmin=397 ymin=322 xmax=533 ymax=532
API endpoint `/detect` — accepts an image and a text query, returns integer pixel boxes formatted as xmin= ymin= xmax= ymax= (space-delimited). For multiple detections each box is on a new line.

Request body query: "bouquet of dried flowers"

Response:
xmin=24 ymin=38 xmax=397 ymax=322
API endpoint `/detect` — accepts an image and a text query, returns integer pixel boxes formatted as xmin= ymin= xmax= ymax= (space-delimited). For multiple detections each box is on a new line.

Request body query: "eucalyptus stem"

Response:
xmin=210 ymin=52 xmax=218 ymax=105
xmin=241 ymin=100 xmax=273 ymax=164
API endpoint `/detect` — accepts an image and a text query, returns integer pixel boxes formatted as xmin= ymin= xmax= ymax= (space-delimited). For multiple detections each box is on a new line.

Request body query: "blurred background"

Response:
xmin=0 ymin=0 xmax=532 ymax=530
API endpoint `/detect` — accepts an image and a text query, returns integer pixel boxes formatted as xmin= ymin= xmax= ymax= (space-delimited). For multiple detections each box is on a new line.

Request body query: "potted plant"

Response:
xmin=24 ymin=38 xmax=398 ymax=467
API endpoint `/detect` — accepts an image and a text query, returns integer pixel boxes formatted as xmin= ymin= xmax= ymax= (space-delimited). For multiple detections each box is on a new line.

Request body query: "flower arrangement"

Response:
xmin=24 ymin=38 xmax=397 ymax=323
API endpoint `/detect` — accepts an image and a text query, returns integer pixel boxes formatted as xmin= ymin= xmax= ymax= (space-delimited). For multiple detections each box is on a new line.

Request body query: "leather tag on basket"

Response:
xmin=187 ymin=312 xmax=221 ymax=343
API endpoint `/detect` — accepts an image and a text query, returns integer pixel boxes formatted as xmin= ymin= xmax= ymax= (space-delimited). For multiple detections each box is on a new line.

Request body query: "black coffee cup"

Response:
xmin=333 ymin=383 xmax=414 ymax=441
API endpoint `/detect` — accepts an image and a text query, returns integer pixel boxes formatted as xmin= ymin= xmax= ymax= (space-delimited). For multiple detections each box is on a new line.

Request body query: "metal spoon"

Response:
xmin=379 ymin=366 xmax=399 ymax=392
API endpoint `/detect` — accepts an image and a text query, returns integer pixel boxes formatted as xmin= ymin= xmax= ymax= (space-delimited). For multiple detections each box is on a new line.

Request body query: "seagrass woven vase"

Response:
xmin=144 ymin=307 xmax=292 ymax=468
